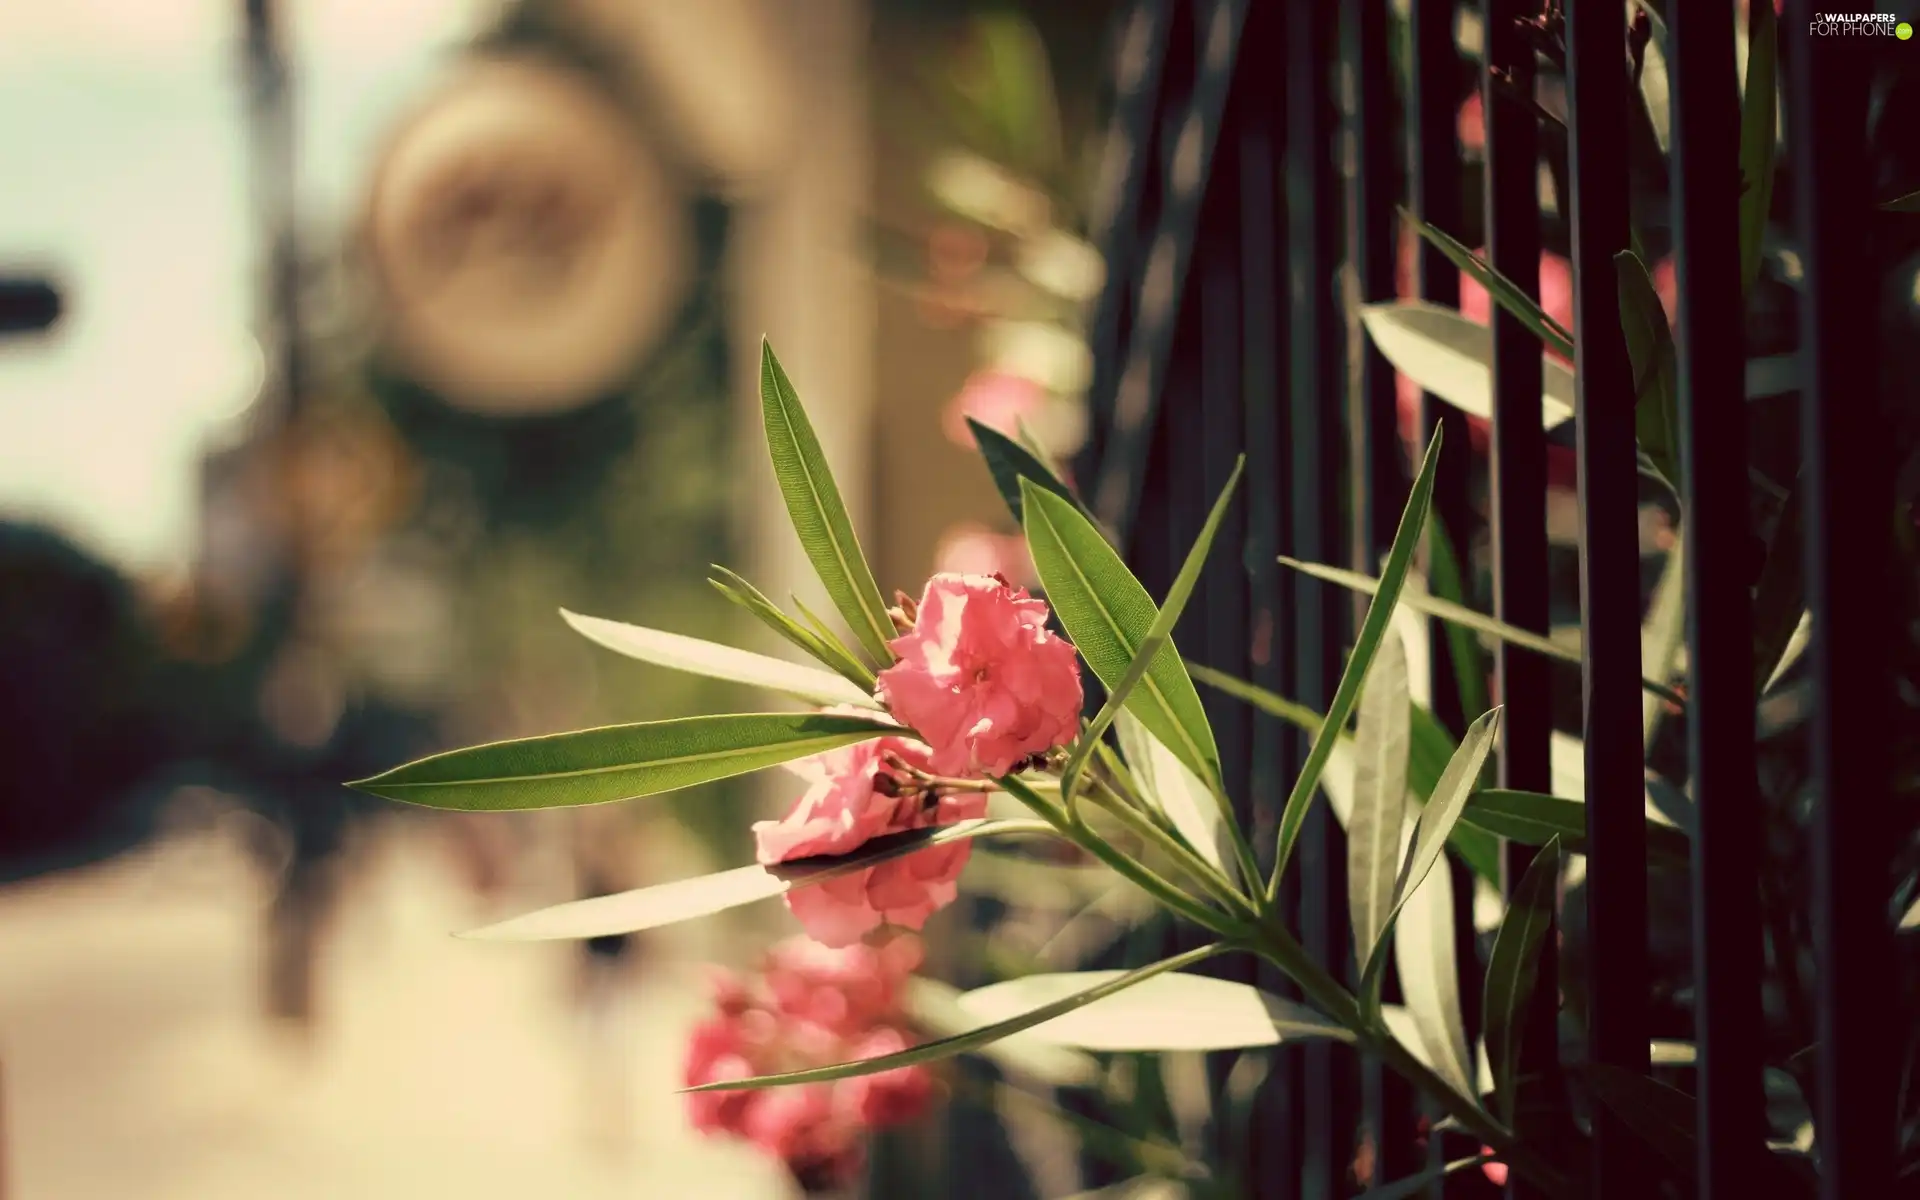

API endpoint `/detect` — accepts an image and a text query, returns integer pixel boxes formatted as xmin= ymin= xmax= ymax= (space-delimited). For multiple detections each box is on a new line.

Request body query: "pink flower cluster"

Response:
xmin=684 ymin=934 xmax=933 ymax=1191
xmin=755 ymin=574 xmax=1083 ymax=947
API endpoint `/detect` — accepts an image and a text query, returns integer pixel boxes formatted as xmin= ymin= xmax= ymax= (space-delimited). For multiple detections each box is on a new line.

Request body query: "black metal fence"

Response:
xmin=1074 ymin=0 xmax=1908 ymax=1195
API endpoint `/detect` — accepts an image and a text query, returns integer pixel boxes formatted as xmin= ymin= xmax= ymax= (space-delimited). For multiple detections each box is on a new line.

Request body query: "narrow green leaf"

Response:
xmin=1355 ymin=1157 xmax=1495 ymax=1200
xmin=1425 ymin=516 xmax=1490 ymax=723
xmin=1272 ymin=431 xmax=1445 ymax=892
xmin=1580 ymin=1063 xmax=1697 ymax=1178
xmin=1900 ymin=896 xmax=1919 ymax=932
xmin=1466 ymin=789 xmax=1691 ymax=866
xmin=1116 ymin=710 xmax=1233 ymax=881
xmin=956 ymin=969 xmax=1353 ymax=1052
xmin=1616 ymin=251 xmax=1682 ymax=493
xmin=1401 ymin=211 xmax=1575 ymax=359
xmin=1484 ymin=837 xmax=1563 ymax=1123
xmin=970 ymin=417 xmax=1089 ymax=528
xmin=1187 ymin=662 xmax=1502 ymax=884
xmin=1738 ymin=0 xmax=1778 ymax=292
xmin=464 ymin=818 xmax=1055 ymax=940
xmin=1359 ymin=302 xmax=1577 ymax=430
xmin=560 ymin=609 xmax=876 ymax=709
xmin=1882 ymin=188 xmax=1920 ymax=213
xmin=686 ymin=943 xmax=1229 ymax=1093
xmin=1349 ymin=630 xmax=1412 ymax=965
xmin=791 ymin=593 xmax=881 ymax=686
xmin=899 ymin=976 xmax=1099 ymax=1088
xmin=709 ymin=567 xmax=877 ymax=691
xmin=349 ymin=711 xmax=898 ymax=812
xmin=1641 ymin=534 xmax=1687 ymax=744
xmin=1358 ymin=707 xmax=1503 ymax=1002
xmin=1635 ymin=1 xmax=1673 ymax=155
xmin=1022 ymin=479 xmax=1221 ymax=787
xmin=1278 ymin=555 xmax=1686 ymax=707
xmin=759 ymin=340 xmax=896 ymax=662
xmin=1393 ymin=841 xmax=1477 ymax=1102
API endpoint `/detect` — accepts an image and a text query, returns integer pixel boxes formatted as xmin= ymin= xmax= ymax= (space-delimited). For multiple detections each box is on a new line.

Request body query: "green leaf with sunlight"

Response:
xmin=1393 ymin=834 xmax=1477 ymax=1101
xmin=709 ymin=567 xmax=876 ymax=692
xmin=900 ymin=976 xmax=1099 ymax=1088
xmin=1465 ymin=789 xmax=1691 ymax=866
xmin=461 ymin=818 xmax=1056 ymax=940
xmin=1348 ymin=630 xmax=1412 ymax=967
xmin=1357 ymin=707 xmax=1503 ymax=1007
xmin=1276 ymin=555 xmax=1686 ymax=707
xmin=1616 ymin=251 xmax=1682 ymax=493
xmin=349 ymin=711 xmax=899 ymax=812
xmin=970 ymin=417 xmax=1090 ymax=528
xmin=1426 ymin=515 xmax=1490 ymax=723
xmin=1359 ymin=302 xmax=1576 ymax=430
xmin=1114 ymin=710 xmax=1236 ymax=882
xmin=560 ymin=609 xmax=876 ymax=710
xmin=956 ymin=969 xmax=1352 ymax=1052
xmin=1272 ymin=430 xmax=1444 ymax=893
xmin=1484 ymin=837 xmax=1562 ymax=1124
xmin=685 ymin=943 xmax=1229 ymax=1093
xmin=759 ymin=340 xmax=897 ymax=662
xmin=1738 ymin=0 xmax=1777 ymax=292
xmin=1401 ymin=211 xmax=1574 ymax=359
xmin=1022 ymin=479 xmax=1222 ymax=789
xmin=1061 ymin=460 xmax=1254 ymax=882
xmin=1187 ymin=662 xmax=1502 ymax=884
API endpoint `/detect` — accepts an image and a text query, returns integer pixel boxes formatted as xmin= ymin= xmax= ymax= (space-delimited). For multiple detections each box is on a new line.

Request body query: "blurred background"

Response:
xmin=0 ymin=1 xmax=1129 ymax=1195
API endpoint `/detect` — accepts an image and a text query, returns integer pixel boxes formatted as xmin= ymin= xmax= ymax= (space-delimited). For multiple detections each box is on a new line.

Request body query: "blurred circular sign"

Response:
xmin=363 ymin=55 xmax=689 ymax=416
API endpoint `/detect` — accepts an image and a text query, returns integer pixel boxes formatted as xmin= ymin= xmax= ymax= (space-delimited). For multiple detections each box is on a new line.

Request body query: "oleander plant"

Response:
xmin=347 ymin=339 xmax=1621 ymax=1196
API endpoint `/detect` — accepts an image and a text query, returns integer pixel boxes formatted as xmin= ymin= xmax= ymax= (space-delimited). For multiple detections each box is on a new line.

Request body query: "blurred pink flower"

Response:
xmin=934 ymin=521 xmax=1037 ymax=588
xmin=683 ymin=936 xmax=934 ymax=1190
xmin=876 ymin=573 xmax=1083 ymax=778
xmin=942 ymin=370 xmax=1046 ymax=448
xmin=753 ymin=718 xmax=989 ymax=946
xmin=1481 ymin=1151 xmax=1510 ymax=1186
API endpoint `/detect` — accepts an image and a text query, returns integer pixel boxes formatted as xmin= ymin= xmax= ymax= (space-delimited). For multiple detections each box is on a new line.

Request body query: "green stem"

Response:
xmin=1247 ymin=923 xmax=1578 ymax=1199
xmin=1083 ymin=781 xmax=1260 ymax=923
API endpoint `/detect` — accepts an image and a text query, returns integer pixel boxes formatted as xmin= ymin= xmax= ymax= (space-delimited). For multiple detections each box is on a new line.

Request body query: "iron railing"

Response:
xmin=1074 ymin=0 xmax=1907 ymax=1195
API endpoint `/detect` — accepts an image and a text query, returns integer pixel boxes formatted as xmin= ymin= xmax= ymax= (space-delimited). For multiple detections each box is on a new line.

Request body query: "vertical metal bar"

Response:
xmin=1786 ymin=6 xmax=1898 ymax=1196
xmin=1408 ymin=0 xmax=1474 ymax=742
xmin=1481 ymin=5 xmax=1557 ymax=1195
xmin=1668 ymin=1 xmax=1765 ymax=1193
xmin=1286 ymin=0 xmax=1351 ymax=1191
xmin=1347 ymin=0 xmax=1421 ymax=1184
xmin=1564 ymin=0 xmax=1649 ymax=1193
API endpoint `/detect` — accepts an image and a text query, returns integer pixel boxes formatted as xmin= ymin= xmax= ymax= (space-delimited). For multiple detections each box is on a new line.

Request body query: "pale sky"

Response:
xmin=0 ymin=0 xmax=487 ymax=570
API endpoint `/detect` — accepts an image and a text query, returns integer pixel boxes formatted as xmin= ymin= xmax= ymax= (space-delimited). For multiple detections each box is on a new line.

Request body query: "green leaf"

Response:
xmin=1393 ymin=839 xmax=1477 ymax=1102
xmin=1359 ymin=302 xmax=1576 ymax=430
xmin=560 ymin=609 xmax=876 ymax=710
xmin=1400 ymin=211 xmax=1575 ymax=359
xmin=1484 ymin=837 xmax=1562 ymax=1123
xmin=1277 ymin=555 xmax=1686 ymax=707
xmin=970 ymin=417 xmax=1089 ymax=529
xmin=1425 ymin=515 xmax=1490 ymax=724
xmin=1640 ymin=534 xmax=1687 ymax=744
xmin=709 ymin=567 xmax=877 ymax=692
xmin=1357 ymin=707 xmax=1503 ymax=1004
xmin=1738 ymin=0 xmax=1778 ymax=292
xmin=1116 ymin=710 xmax=1234 ymax=881
xmin=464 ymin=818 xmax=1055 ymax=939
xmin=1883 ymin=188 xmax=1920 ymax=213
xmin=790 ymin=593 xmax=880 ymax=684
xmin=1349 ymin=630 xmax=1412 ymax=965
xmin=1062 ymin=460 xmax=1253 ymax=881
xmin=1272 ymin=430 xmax=1444 ymax=890
xmin=759 ymin=340 xmax=896 ymax=662
xmin=1616 ymin=251 xmax=1682 ymax=493
xmin=1465 ymin=789 xmax=1692 ymax=866
xmin=686 ymin=943 xmax=1230 ymax=1093
xmin=1022 ymin=479 xmax=1221 ymax=787
xmin=955 ymin=970 xmax=1353 ymax=1052
xmin=349 ymin=711 xmax=899 ymax=812
xmin=1355 ymin=1157 xmax=1496 ymax=1200
xmin=1580 ymin=1063 xmax=1697 ymax=1179
xmin=899 ymin=976 xmax=1099 ymax=1088
xmin=1187 ymin=663 xmax=1503 ymax=884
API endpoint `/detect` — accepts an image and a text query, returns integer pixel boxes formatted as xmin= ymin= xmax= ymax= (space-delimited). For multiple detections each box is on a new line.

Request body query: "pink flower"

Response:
xmin=753 ymin=723 xmax=989 ymax=946
xmin=942 ymin=370 xmax=1045 ymax=448
xmin=1481 ymin=1150 xmax=1510 ymax=1186
xmin=682 ymin=935 xmax=935 ymax=1191
xmin=875 ymin=573 xmax=1083 ymax=778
